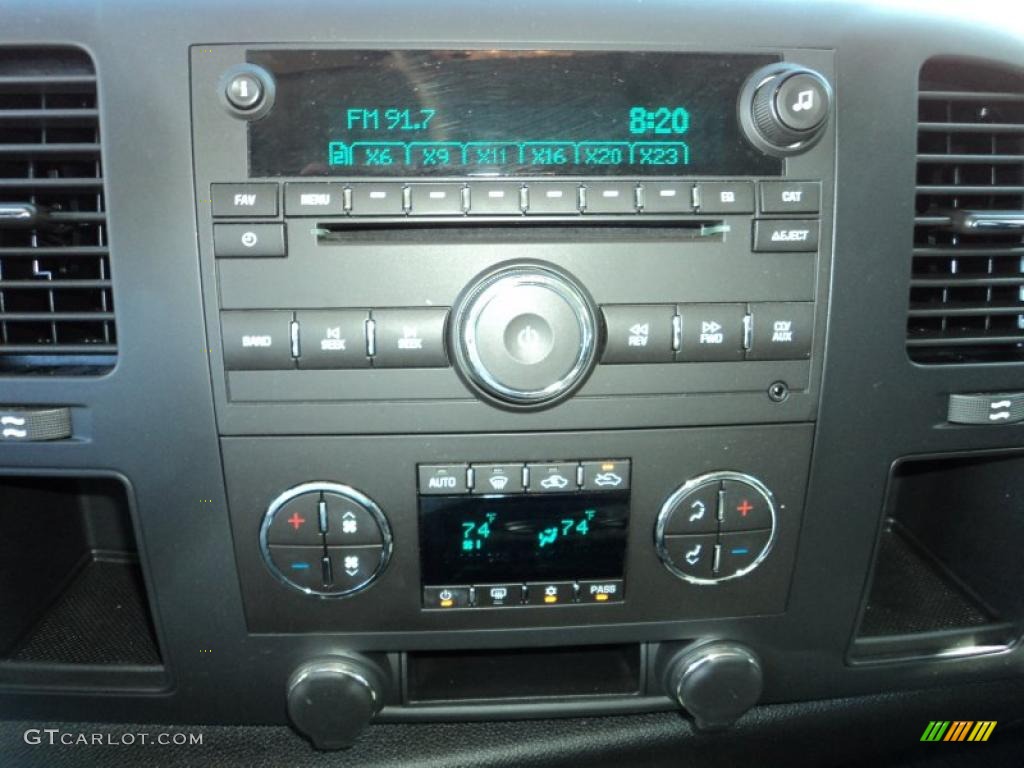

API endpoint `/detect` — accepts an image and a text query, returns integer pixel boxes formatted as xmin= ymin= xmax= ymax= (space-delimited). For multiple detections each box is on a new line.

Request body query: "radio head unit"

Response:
xmin=245 ymin=49 xmax=786 ymax=178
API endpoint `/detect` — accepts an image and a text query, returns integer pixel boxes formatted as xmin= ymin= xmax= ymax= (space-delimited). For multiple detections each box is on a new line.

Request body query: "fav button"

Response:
xmin=423 ymin=586 xmax=472 ymax=608
xmin=211 ymin=183 xmax=278 ymax=217
xmin=601 ymin=304 xmax=676 ymax=364
xmin=296 ymin=310 xmax=370 ymax=369
xmin=372 ymin=308 xmax=449 ymax=368
xmin=663 ymin=482 xmax=720 ymax=535
xmin=266 ymin=493 xmax=323 ymax=546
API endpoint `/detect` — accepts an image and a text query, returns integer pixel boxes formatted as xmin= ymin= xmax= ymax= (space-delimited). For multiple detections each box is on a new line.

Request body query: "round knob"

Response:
xmin=665 ymin=642 xmax=763 ymax=731
xmin=740 ymin=64 xmax=831 ymax=155
xmin=287 ymin=656 xmax=385 ymax=750
xmin=450 ymin=262 xmax=599 ymax=408
xmin=260 ymin=482 xmax=392 ymax=597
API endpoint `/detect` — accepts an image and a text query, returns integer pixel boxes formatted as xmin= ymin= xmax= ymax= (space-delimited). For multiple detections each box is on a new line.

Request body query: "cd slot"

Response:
xmin=315 ymin=219 xmax=728 ymax=246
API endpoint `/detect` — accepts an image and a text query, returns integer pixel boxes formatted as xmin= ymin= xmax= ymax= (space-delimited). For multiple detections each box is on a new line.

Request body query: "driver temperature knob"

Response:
xmin=286 ymin=656 xmax=386 ymax=750
xmin=450 ymin=262 xmax=599 ymax=409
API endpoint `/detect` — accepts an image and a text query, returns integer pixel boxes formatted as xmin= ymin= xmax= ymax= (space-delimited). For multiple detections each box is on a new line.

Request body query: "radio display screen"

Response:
xmin=247 ymin=50 xmax=782 ymax=177
xmin=418 ymin=491 xmax=630 ymax=584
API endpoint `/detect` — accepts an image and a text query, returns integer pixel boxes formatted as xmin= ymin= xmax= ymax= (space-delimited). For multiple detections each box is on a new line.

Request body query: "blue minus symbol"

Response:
xmin=730 ymin=548 xmax=750 ymax=556
xmin=290 ymin=562 xmax=311 ymax=570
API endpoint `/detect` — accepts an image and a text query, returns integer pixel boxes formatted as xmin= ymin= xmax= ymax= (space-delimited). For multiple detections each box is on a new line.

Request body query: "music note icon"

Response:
xmin=791 ymin=89 xmax=815 ymax=113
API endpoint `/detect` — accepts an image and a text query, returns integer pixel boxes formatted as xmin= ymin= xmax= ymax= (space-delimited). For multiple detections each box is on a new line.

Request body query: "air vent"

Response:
xmin=0 ymin=47 xmax=114 ymax=373
xmin=909 ymin=57 xmax=1024 ymax=364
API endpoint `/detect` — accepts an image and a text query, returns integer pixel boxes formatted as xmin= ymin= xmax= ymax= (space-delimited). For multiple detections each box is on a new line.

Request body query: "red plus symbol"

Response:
xmin=287 ymin=512 xmax=306 ymax=530
xmin=736 ymin=500 xmax=754 ymax=517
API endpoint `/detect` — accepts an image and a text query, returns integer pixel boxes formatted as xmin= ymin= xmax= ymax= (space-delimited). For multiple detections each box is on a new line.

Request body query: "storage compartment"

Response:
xmin=851 ymin=452 xmax=1023 ymax=661
xmin=0 ymin=475 xmax=166 ymax=688
xmin=406 ymin=644 xmax=642 ymax=703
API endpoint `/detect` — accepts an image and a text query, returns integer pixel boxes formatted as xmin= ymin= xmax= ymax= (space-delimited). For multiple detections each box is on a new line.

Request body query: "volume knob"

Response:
xmin=741 ymin=64 xmax=832 ymax=155
xmin=450 ymin=262 xmax=599 ymax=409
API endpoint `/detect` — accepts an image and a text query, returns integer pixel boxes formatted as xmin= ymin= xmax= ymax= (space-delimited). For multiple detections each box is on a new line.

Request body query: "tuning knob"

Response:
xmin=740 ymin=64 xmax=832 ymax=155
xmin=286 ymin=656 xmax=386 ymax=750
xmin=663 ymin=642 xmax=763 ymax=731
xmin=450 ymin=261 xmax=599 ymax=409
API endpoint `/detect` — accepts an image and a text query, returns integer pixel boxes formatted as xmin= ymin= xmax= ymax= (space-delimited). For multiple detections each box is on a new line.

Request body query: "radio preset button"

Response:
xmin=410 ymin=183 xmax=465 ymax=216
xmin=747 ymin=303 xmax=814 ymax=361
xmin=662 ymin=534 xmax=717 ymax=580
xmin=584 ymin=182 xmax=638 ymax=214
xmin=419 ymin=464 xmax=470 ymax=495
xmin=213 ymin=223 xmax=286 ymax=258
xmin=221 ymin=310 xmax=294 ymax=370
xmin=285 ymin=182 xmax=347 ymax=216
xmin=467 ymin=181 xmax=524 ymax=215
xmin=640 ymin=182 xmax=694 ymax=214
xmin=580 ymin=459 xmax=631 ymax=492
xmin=759 ymin=181 xmax=821 ymax=214
xmin=676 ymin=304 xmax=746 ymax=362
xmin=372 ymin=308 xmax=449 ymax=368
xmin=471 ymin=463 xmax=526 ymax=494
xmin=211 ymin=183 xmax=278 ymax=217
xmin=266 ymin=493 xmax=323 ymax=546
xmin=296 ymin=310 xmax=370 ymax=369
xmin=475 ymin=584 xmax=525 ymax=607
xmin=349 ymin=182 xmax=406 ymax=216
xmin=753 ymin=219 xmax=820 ymax=252
xmin=578 ymin=579 xmax=623 ymax=603
xmin=602 ymin=304 xmax=675 ymax=364
xmin=525 ymin=182 xmax=582 ymax=214
xmin=525 ymin=581 xmax=575 ymax=605
xmin=695 ymin=181 xmax=755 ymax=214
xmin=663 ymin=482 xmax=720 ymax=535
xmin=527 ymin=462 xmax=579 ymax=493
xmin=424 ymin=586 xmax=472 ymax=609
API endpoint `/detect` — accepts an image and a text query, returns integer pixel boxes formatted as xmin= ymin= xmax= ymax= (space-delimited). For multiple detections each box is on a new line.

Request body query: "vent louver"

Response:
xmin=909 ymin=57 xmax=1024 ymax=364
xmin=0 ymin=47 xmax=114 ymax=373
